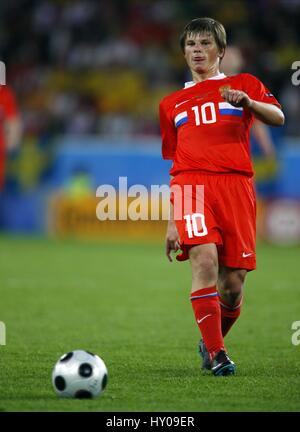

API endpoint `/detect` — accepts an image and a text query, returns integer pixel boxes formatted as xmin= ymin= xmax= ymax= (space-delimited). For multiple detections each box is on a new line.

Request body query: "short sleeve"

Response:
xmin=159 ymin=100 xmax=177 ymax=160
xmin=242 ymin=74 xmax=281 ymax=109
xmin=0 ymin=85 xmax=19 ymax=119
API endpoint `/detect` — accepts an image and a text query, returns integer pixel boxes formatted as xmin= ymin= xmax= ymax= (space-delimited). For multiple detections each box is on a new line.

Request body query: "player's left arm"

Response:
xmin=221 ymin=89 xmax=284 ymax=127
xmin=5 ymin=117 xmax=22 ymax=151
xmin=251 ymin=120 xmax=276 ymax=158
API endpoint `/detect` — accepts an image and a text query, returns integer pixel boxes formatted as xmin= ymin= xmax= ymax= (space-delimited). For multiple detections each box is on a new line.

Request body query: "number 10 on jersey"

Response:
xmin=191 ymin=103 xmax=216 ymax=125
xmin=184 ymin=213 xmax=208 ymax=238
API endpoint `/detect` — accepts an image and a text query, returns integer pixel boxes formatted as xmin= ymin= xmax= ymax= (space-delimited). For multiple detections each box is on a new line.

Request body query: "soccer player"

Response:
xmin=0 ymin=84 xmax=21 ymax=190
xmin=159 ymin=18 xmax=284 ymax=376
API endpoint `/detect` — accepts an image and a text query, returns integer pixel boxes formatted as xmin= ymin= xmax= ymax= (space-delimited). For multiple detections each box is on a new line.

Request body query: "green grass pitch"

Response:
xmin=0 ymin=235 xmax=299 ymax=412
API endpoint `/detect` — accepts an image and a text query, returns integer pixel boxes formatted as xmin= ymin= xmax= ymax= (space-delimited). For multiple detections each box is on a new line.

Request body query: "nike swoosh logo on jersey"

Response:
xmin=242 ymin=252 xmax=253 ymax=258
xmin=197 ymin=314 xmax=212 ymax=324
xmin=175 ymin=99 xmax=191 ymax=108
xmin=175 ymin=91 xmax=216 ymax=109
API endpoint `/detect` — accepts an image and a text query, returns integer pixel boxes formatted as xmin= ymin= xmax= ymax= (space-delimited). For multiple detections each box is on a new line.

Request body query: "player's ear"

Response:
xmin=218 ymin=48 xmax=225 ymax=61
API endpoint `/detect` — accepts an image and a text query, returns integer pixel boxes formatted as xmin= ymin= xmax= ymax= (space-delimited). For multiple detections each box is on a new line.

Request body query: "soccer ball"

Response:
xmin=52 ymin=350 xmax=108 ymax=399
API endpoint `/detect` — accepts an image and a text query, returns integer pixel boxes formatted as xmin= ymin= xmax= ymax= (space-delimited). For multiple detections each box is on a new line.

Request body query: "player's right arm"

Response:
xmin=166 ymin=191 xmax=180 ymax=262
xmin=159 ymin=98 xmax=177 ymax=160
xmin=159 ymin=98 xmax=180 ymax=262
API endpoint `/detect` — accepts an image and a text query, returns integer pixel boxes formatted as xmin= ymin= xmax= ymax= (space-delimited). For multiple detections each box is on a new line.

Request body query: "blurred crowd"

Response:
xmin=1 ymin=0 xmax=300 ymax=139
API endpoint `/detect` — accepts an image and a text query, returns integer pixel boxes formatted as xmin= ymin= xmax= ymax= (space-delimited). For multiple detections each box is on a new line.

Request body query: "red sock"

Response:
xmin=190 ymin=286 xmax=225 ymax=359
xmin=219 ymin=296 xmax=243 ymax=337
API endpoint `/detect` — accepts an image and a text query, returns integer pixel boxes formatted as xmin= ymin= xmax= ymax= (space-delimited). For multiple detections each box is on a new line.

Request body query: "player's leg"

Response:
xmin=171 ymin=173 xmax=235 ymax=375
xmin=218 ymin=267 xmax=247 ymax=337
xmin=215 ymin=175 xmax=256 ymax=340
xmin=189 ymin=243 xmax=236 ymax=375
xmin=192 ymin=175 xmax=255 ymax=374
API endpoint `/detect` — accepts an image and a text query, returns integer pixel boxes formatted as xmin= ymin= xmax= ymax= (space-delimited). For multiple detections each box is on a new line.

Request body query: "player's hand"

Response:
xmin=221 ymin=89 xmax=252 ymax=108
xmin=165 ymin=222 xmax=180 ymax=262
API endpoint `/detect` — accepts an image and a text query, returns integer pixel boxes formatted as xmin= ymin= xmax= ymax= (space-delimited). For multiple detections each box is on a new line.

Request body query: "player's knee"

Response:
xmin=220 ymin=269 xmax=246 ymax=306
xmin=224 ymin=290 xmax=242 ymax=307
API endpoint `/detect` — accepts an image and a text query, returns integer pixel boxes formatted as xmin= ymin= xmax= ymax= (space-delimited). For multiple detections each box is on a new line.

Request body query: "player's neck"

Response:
xmin=192 ymin=68 xmax=222 ymax=83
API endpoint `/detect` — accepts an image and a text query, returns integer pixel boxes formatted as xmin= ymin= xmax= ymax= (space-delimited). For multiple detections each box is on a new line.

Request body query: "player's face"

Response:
xmin=184 ymin=32 xmax=223 ymax=76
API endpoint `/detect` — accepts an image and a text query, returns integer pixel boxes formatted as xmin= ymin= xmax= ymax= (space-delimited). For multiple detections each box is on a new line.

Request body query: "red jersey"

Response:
xmin=0 ymin=85 xmax=19 ymax=187
xmin=159 ymin=73 xmax=281 ymax=177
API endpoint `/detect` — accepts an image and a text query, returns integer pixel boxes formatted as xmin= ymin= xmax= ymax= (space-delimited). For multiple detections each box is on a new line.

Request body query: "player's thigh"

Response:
xmin=171 ymin=173 xmax=222 ymax=248
xmin=189 ymin=243 xmax=219 ymax=278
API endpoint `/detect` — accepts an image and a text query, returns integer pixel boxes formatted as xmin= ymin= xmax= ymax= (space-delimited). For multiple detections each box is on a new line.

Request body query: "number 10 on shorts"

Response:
xmin=184 ymin=213 xmax=208 ymax=238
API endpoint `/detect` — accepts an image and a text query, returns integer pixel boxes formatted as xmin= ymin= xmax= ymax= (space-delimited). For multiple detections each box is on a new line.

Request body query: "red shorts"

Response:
xmin=170 ymin=172 xmax=256 ymax=270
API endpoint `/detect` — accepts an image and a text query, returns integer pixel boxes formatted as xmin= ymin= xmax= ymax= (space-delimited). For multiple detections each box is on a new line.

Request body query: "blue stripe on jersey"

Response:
xmin=174 ymin=111 xmax=188 ymax=127
xmin=175 ymin=117 xmax=188 ymax=127
xmin=219 ymin=109 xmax=243 ymax=117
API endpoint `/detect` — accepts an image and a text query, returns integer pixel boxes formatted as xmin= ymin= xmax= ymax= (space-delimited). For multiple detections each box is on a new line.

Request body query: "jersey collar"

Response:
xmin=184 ymin=73 xmax=227 ymax=88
